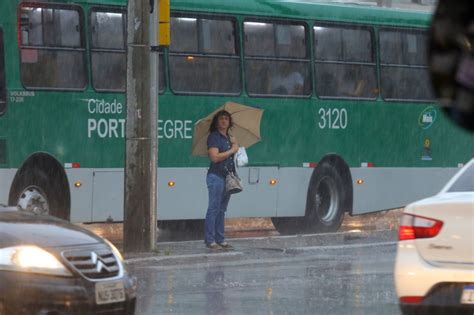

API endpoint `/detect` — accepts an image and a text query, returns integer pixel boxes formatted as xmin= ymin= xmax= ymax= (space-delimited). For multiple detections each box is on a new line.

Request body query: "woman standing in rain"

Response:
xmin=204 ymin=110 xmax=239 ymax=250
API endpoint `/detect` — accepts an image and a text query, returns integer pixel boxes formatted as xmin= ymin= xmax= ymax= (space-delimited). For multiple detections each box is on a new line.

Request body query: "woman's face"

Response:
xmin=217 ymin=114 xmax=231 ymax=130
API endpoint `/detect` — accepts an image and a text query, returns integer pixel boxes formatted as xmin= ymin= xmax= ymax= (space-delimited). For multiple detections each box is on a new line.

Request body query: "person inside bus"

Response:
xmin=205 ymin=110 xmax=239 ymax=250
xmin=270 ymin=69 xmax=305 ymax=95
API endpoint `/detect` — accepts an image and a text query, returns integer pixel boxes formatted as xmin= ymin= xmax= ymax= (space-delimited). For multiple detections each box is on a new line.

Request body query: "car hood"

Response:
xmin=0 ymin=210 xmax=103 ymax=248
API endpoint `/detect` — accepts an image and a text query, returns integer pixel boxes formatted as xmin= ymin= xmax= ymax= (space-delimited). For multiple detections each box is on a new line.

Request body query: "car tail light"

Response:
xmin=399 ymin=214 xmax=443 ymax=241
xmin=400 ymin=296 xmax=424 ymax=303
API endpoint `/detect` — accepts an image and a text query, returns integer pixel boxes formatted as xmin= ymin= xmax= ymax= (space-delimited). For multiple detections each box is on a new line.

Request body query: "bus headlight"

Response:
xmin=0 ymin=246 xmax=72 ymax=276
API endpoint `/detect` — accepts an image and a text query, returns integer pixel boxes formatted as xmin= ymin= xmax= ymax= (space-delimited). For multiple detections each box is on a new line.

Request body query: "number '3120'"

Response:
xmin=318 ymin=108 xmax=348 ymax=129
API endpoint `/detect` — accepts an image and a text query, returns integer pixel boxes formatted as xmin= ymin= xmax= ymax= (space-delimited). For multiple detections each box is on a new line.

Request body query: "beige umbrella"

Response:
xmin=191 ymin=102 xmax=264 ymax=156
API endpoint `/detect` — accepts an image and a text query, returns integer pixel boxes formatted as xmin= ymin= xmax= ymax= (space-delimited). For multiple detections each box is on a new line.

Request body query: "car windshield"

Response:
xmin=447 ymin=162 xmax=474 ymax=192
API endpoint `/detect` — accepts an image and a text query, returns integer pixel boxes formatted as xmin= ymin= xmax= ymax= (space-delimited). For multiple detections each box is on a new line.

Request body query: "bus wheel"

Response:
xmin=305 ymin=162 xmax=347 ymax=233
xmin=9 ymin=168 xmax=70 ymax=220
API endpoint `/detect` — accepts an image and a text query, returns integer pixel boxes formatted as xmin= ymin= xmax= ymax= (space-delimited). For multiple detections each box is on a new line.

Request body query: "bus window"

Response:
xmin=244 ymin=21 xmax=310 ymax=97
xmin=90 ymin=9 xmax=165 ymax=93
xmin=169 ymin=16 xmax=240 ymax=95
xmin=380 ymin=29 xmax=434 ymax=101
xmin=0 ymin=28 xmax=6 ymax=115
xmin=19 ymin=5 xmax=87 ymax=89
xmin=314 ymin=24 xmax=377 ymax=99
xmin=90 ymin=9 xmax=126 ymax=91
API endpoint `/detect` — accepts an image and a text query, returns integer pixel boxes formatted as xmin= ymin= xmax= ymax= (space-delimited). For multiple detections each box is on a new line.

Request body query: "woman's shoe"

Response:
xmin=206 ymin=242 xmax=222 ymax=250
xmin=217 ymin=242 xmax=233 ymax=250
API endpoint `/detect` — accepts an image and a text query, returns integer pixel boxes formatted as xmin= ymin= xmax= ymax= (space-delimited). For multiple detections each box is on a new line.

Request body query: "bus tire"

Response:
xmin=304 ymin=158 xmax=350 ymax=233
xmin=9 ymin=163 xmax=70 ymax=221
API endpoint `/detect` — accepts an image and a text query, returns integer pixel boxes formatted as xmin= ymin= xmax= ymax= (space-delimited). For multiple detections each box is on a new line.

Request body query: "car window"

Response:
xmin=447 ymin=163 xmax=474 ymax=192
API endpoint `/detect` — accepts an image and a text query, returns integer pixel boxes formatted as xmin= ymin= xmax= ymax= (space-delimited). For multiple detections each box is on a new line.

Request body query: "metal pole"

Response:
xmin=124 ymin=0 xmax=156 ymax=252
xmin=149 ymin=0 xmax=159 ymax=247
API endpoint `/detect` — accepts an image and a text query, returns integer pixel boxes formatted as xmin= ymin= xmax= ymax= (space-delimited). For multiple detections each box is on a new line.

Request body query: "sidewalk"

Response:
xmin=123 ymin=227 xmax=398 ymax=267
xmin=79 ymin=210 xmax=402 ymax=263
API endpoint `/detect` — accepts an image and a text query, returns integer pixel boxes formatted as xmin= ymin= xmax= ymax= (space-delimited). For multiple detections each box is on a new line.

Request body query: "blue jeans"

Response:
xmin=205 ymin=173 xmax=231 ymax=245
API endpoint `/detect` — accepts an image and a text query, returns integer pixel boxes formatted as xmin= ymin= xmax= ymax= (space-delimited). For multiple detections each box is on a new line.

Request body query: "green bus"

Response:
xmin=0 ymin=0 xmax=471 ymax=234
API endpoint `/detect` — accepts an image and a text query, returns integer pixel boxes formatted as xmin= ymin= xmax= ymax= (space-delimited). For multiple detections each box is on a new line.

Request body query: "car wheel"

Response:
xmin=9 ymin=168 xmax=70 ymax=220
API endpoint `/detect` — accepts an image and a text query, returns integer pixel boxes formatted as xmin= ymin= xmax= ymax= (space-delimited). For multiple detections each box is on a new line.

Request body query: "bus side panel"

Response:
xmin=0 ymin=169 xmax=16 ymax=204
xmin=228 ymin=167 xmax=279 ymax=218
xmin=158 ymin=167 xmax=279 ymax=219
xmin=351 ymin=167 xmax=459 ymax=214
xmin=79 ymin=167 xmax=281 ymax=222
xmin=275 ymin=168 xmax=312 ymax=217
xmin=157 ymin=168 xmax=208 ymax=220
xmin=91 ymin=170 xmax=124 ymax=222
xmin=81 ymin=168 xmax=209 ymax=222
xmin=67 ymin=169 xmax=94 ymax=222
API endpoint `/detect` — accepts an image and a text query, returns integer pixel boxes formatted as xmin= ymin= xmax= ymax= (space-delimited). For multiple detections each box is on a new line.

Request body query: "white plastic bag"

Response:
xmin=235 ymin=147 xmax=248 ymax=167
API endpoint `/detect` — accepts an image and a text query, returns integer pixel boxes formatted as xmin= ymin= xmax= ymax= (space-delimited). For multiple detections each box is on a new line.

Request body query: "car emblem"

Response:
xmin=91 ymin=252 xmax=111 ymax=273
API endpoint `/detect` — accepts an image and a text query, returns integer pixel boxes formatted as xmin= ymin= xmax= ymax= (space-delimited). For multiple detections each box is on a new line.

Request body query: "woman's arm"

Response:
xmin=208 ymin=144 xmax=239 ymax=163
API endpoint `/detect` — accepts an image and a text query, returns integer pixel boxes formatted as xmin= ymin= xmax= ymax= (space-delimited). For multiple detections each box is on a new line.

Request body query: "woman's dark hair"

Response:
xmin=209 ymin=110 xmax=233 ymax=133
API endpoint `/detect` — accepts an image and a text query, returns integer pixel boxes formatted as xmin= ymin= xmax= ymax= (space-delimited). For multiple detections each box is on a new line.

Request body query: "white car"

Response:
xmin=395 ymin=159 xmax=474 ymax=315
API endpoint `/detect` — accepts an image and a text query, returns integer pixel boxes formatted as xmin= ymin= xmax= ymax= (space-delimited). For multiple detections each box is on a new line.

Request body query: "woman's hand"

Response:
xmin=229 ymin=135 xmax=238 ymax=145
xmin=229 ymin=136 xmax=239 ymax=153
xmin=230 ymin=143 xmax=239 ymax=154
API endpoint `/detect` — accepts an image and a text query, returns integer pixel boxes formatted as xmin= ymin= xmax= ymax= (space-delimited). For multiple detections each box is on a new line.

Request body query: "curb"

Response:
xmin=283 ymin=241 xmax=397 ymax=254
xmin=125 ymin=250 xmax=243 ymax=264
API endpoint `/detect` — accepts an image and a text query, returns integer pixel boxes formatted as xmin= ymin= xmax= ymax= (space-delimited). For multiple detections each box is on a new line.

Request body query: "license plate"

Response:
xmin=460 ymin=285 xmax=474 ymax=304
xmin=95 ymin=280 xmax=126 ymax=305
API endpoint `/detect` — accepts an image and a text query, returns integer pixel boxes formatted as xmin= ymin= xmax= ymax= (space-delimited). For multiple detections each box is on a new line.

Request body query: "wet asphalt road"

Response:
xmin=126 ymin=229 xmax=401 ymax=315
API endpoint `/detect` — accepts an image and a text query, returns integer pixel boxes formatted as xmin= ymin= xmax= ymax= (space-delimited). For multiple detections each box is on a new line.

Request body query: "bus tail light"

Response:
xmin=399 ymin=214 xmax=443 ymax=241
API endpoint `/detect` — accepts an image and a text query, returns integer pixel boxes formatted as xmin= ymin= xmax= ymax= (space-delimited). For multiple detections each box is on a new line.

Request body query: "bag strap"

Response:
xmin=224 ymin=165 xmax=239 ymax=179
xmin=224 ymin=165 xmax=232 ymax=175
